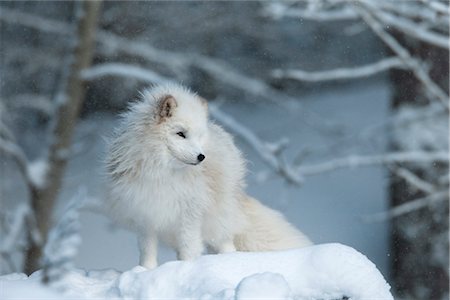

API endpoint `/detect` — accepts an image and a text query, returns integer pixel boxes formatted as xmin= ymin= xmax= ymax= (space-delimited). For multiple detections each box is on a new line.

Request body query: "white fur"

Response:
xmin=104 ymin=83 xmax=312 ymax=269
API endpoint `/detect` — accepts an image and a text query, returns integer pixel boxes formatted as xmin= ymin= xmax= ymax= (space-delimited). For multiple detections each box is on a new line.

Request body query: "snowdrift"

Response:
xmin=1 ymin=243 xmax=393 ymax=299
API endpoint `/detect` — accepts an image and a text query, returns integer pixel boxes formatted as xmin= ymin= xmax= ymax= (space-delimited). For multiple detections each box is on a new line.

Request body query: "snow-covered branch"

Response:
xmin=296 ymin=151 xmax=448 ymax=176
xmin=0 ymin=7 xmax=338 ymax=133
xmin=359 ymin=0 xmax=449 ymax=50
xmin=263 ymin=0 xmax=449 ymax=36
xmin=262 ymin=1 xmax=449 ymax=109
xmin=6 ymin=94 xmax=55 ymax=117
xmin=262 ymin=2 xmax=358 ymax=21
xmin=0 ymin=7 xmax=72 ymax=35
xmin=210 ymin=105 xmax=302 ymax=185
xmin=393 ymin=167 xmax=436 ymax=194
xmin=377 ymin=1 xmax=449 ymax=29
xmin=272 ymin=57 xmax=407 ymax=82
xmin=354 ymin=4 xmax=449 ymax=109
xmin=365 ymin=190 xmax=449 ymax=222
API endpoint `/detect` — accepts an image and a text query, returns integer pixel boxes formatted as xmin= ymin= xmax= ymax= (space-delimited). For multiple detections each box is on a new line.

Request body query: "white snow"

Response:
xmin=1 ymin=243 xmax=393 ymax=300
xmin=392 ymin=103 xmax=449 ymax=152
xmin=27 ymin=159 xmax=48 ymax=188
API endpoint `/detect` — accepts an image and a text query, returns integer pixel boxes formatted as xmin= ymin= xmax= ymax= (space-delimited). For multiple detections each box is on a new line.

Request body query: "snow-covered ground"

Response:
xmin=1 ymin=243 xmax=393 ymax=299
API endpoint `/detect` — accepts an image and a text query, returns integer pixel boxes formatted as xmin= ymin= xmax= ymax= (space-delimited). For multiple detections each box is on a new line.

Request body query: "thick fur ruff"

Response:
xmin=105 ymin=83 xmax=312 ymax=268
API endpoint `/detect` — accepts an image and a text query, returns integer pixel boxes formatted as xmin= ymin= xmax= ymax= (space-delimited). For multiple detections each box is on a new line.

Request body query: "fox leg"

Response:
xmin=138 ymin=232 xmax=158 ymax=269
xmin=176 ymin=218 xmax=203 ymax=261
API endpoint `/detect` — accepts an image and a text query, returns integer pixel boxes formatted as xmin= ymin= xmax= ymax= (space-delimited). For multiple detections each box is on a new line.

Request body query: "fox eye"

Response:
xmin=176 ymin=131 xmax=186 ymax=138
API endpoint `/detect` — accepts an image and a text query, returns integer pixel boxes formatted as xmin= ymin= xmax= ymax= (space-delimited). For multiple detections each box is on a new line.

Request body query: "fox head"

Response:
xmin=141 ymin=84 xmax=209 ymax=167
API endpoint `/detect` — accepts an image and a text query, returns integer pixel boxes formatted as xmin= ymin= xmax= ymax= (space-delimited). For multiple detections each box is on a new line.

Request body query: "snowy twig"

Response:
xmin=354 ymin=3 xmax=450 ymax=109
xmin=272 ymin=57 xmax=407 ymax=82
xmin=364 ymin=190 xmax=449 ymax=222
xmin=393 ymin=167 xmax=436 ymax=194
xmin=209 ymin=104 xmax=303 ymax=185
xmin=262 ymin=2 xmax=358 ymax=21
xmin=296 ymin=152 xmax=449 ymax=176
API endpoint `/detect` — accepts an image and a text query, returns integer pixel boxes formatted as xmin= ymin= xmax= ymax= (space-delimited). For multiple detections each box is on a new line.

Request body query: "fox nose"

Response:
xmin=197 ymin=154 xmax=205 ymax=162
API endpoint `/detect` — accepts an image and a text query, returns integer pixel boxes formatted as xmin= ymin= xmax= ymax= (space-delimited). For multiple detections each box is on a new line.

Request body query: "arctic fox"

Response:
xmin=105 ymin=84 xmax=311 ymax=269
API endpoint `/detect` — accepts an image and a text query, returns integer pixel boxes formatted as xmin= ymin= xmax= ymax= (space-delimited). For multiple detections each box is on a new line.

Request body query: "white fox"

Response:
xmin=105 ymin=84 xmax=312 ymax=269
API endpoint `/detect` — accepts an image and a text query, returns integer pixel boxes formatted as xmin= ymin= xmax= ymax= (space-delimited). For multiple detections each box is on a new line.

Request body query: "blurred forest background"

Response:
xmin=0 ymin=1 xmax=448 ymax=299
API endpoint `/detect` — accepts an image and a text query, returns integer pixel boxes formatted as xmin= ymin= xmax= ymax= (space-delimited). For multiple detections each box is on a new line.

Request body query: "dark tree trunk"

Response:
xmin=389 ymin=33 xmax=449 ymax=300
xmin=23 ymin=0 xmax=102 ymax=275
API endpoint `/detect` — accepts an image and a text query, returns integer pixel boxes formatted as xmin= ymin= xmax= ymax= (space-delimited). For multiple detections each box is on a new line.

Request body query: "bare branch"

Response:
xmin=272 ymin=57 xmax=407 ymax=82
xmin=297 ymin=151 xmax=449 ymax=176
xmin=365 ymin=190 xmax=449 ymax=222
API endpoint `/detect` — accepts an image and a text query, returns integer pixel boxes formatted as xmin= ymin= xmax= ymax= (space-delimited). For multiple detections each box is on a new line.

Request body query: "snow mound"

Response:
xmin=1 ymin=243 xmax=393 ymax=299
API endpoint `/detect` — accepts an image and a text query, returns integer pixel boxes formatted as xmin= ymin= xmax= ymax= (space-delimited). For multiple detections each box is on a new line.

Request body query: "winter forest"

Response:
xmin=0 ymin=1 xmax=448 ymax=299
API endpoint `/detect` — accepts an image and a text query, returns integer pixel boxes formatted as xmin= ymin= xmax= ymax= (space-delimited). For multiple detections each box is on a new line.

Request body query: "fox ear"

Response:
xmin=158 ymin=95 xmax=177 ymax=121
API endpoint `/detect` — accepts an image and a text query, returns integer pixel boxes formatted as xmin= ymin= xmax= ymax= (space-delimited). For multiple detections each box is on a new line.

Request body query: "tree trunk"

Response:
xmin=389 ymin=34 xmax=449 ymax=300
xmin=24 ymin=0 xmax=102 ymax=275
